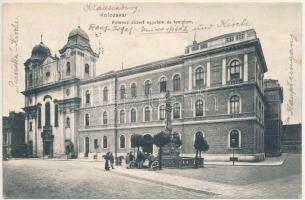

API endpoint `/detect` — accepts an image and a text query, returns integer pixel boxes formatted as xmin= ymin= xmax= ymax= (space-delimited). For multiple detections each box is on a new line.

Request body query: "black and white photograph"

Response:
xmin=1 ymin=1 xmax=303 ymax=199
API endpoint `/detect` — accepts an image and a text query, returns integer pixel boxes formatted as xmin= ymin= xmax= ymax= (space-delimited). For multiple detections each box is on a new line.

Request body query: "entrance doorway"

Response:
xmin=43 ymin=141 xmax=53 ymax=156
xmin=143 ymin=134 xmax=153 ymax=154
xmin=85 ymin=137 xmax=89 ymax=157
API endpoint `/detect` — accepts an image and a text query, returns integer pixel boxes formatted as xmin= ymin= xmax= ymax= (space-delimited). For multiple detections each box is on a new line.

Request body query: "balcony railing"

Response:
xmin=227 ymin=78 xmax=243 ymax=85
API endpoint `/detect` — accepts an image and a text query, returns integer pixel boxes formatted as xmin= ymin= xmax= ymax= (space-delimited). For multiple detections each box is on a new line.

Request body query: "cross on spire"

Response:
xmin=40 ymin=34 xmax=43 ymax=43
xmin=78 ymin=17 xmax=80 ymax=28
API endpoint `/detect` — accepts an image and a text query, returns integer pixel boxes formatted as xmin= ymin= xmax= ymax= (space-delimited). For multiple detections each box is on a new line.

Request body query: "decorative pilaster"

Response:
xmin=244 ymin=54 xmax=248 ymax=81
xmin=207 ymin=62 xmax=211 ymax=87
xmin=222 ymin=58 xmax=226 ymax=85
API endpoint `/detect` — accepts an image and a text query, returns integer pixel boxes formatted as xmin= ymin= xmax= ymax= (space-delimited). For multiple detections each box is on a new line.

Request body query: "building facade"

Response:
xmin=264 ymin=79 xmax=283 ymax=156
xmin=3 ymin=112 xmax=26 ymax=157
xmin=22 ymin=28 xmax=282 ymax=161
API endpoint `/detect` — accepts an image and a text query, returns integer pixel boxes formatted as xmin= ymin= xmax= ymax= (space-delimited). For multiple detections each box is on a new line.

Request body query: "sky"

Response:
xmin=2 ymin=2 xmax=302 ymax=124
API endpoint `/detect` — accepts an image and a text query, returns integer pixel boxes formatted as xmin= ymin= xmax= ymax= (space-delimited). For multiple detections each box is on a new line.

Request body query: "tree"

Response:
xmin=194 ymin=132 xmax=209 ymax=168
xmin=153 ymin=131 xmax=171 ymax=170
xmin=131 ymin=134 xmax=144 ymax=151
xmin=172 ymin=132 xmax=182 ymax=147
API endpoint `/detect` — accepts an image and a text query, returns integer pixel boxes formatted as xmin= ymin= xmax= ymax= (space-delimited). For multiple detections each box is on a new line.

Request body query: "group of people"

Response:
xmin=104 ymin=152 xmax=114 ymax=171
xmin=126 ymin=150 xmax=156 ymax=169
xmin=104 ymin=150 xmax=156 ymax=170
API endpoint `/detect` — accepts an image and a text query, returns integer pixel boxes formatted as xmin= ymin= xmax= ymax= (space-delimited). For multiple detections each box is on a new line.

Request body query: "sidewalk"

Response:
xmin=205 ymin=153 xmax=287 ymax=166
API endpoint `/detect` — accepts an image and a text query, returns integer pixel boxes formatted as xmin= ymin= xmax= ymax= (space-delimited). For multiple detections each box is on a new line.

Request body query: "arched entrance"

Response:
xmin=85 ymin=137 xmax=89 ymax=157
xmin=143 ymin=134 xmax=153 ymax=155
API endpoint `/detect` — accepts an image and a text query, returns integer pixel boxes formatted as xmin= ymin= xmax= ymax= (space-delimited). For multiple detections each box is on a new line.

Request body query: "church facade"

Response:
xmin=22 ymin=28 xmax=282 ymax=161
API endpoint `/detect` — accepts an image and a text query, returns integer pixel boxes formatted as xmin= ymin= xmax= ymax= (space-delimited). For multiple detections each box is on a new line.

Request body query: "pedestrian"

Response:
xmin=109 ymin=152 xmax=114 ymax=169
xmin=129 ymin=151 xmax=134 ymax=162
xmin=104 ymin=152 xmax=110 ymax=171
xmin=137 ymin=150 xmax=144 ymax=169
xmin=126 ymin=152 xmax=130 ymax=164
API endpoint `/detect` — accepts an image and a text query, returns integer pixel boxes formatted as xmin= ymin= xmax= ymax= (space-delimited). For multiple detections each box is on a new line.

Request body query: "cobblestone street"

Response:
xmin=3 ymin=159 xmax=210 ymax=199
xmin=3 ymin=154 xmax=301 ymax=199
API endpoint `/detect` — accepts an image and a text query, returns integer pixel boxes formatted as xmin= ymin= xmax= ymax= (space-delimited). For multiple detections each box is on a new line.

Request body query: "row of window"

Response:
xmin=83 ymin=95 xmax=241 ymax=126
xmin=83 ymin=60 xmax=243 ymax=104
xmin=31 ymin=94 xmax=241 ymax=130
xmin=86 ymin=129 xmax=241 ymax=150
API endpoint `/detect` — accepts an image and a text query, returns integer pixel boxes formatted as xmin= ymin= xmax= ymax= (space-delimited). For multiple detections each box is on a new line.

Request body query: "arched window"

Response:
xmin=85 ymin=64 xmax=90 ymax=76
xmin=159 ymin=105 xmax=165 ymax=120
xmin=173 ymin=103 xmax=181 ymax=119
xmin=131 ymin=83 xmax=137 ymax=97
xmin=120 ymin=110 xmax=125 ymax=123
xmin=194 ymin=131 xmax=205 ymax=143
xmin=229 ymin=130 xmax=240 ymax=148
xmin=29 ymin=74 xmax=33 ymax=86
xmin=54 ymin=104 xmax=59 ymax=127
xmin=160 ymin=77 xmax=167 ymax=93
xmin=45 ymin=102 xmax=51 ymax=126
xmin=66 ymin=62 xmax=71 ymax=76
xmin=195 ymin=67 xmax=205 ymax=88
xmin=144 ymin=106 xmax=151 ymax=121
xmin=37 ymin=106 xmax=41 ymax=128
xmin=229 ymin=60 xmax=241 ymax=80
xmin=103 ymin=87 xmax=108 ymax=102
xmin=130 ymin=108 xmax=137 ymax=123
xmin=85 ymin=90 xmax=90 ymax=104
xmin=85 ymin=113 xmax=90 ymax=127
xmin=195 ymin=99 xmax=204 ymax=117
xmin=120 ymin=135 xmax=126 ymax=148
xmin=103 ymin=111 xmax=108 ymax=125
xmin=144 ymin=80 xmax=152 ymax=97
xmin=103 ymin=136 xmax=107 ymax=148
xmin=173 ymin=74 xmax=181 ymax=91
xmin=230 ymin=95 xmax=240 ymax=114
xmin=66 ymin=117 xmax=70 ymax=128
xmin=120 ymin=85 xmax=126 ymax=99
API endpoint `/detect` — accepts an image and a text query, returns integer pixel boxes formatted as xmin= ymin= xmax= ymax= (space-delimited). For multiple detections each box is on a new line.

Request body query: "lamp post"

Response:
xmin=231 ymin=138 xmax=236 ymax=166
xmin=133 ymin=133 xmax=135 ymax=161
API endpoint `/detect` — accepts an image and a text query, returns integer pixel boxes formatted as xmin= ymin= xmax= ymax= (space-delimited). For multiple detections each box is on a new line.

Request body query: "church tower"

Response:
xmin=59 ymin=26 xmax=99 ymax=80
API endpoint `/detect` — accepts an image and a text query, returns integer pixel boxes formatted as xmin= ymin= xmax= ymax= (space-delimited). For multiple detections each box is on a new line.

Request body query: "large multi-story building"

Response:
xmin=22 ymin=27 xmax=282 ymax=161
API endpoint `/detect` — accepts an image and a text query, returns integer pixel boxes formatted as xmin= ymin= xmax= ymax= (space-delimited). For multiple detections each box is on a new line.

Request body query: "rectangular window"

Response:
xmin=236 ymin=33 xmax=245 ymax=40
xmin=29 ymin=122 xmax=32 ymax=131
xmin=226 ymin=36 xmax=234 ymax=43
xmin=200 ymin=43 xmax=208 ymax=49
xmin=38 ymin=107 xmax=41 ymax=128
xmin=54 ymin=104 xmax=59 ymax=127
xmin=192 ymin=45 xmax=199 ymax=51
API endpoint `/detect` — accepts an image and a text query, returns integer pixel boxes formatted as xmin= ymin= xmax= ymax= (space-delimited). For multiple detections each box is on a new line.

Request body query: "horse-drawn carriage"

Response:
xmin=127 ymin=154 xmax=159 ymax=170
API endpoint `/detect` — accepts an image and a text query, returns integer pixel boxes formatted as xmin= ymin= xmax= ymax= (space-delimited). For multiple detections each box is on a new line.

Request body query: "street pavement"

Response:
xmin=2 ymin=153 xmax=301 ymax=199
xmin=3 ymin=159 xmax=211 ymax=199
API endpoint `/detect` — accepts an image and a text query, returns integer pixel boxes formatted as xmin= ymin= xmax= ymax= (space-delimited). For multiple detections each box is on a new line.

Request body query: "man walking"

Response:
xmin=109 ymin=152 xmax=115 ymax=169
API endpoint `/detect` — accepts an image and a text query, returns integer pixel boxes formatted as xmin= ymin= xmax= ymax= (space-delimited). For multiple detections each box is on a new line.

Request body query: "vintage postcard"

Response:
xmin=1 ymin=1 xmax=303 ymax=199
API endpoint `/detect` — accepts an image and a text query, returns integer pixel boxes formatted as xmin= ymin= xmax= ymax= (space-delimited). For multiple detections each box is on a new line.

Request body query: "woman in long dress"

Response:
xmin=104 ymin=152 xmax=110 ymax=171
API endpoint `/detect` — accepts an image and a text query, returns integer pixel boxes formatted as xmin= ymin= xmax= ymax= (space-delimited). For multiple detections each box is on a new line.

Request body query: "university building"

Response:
xmin=22 ymin=27 xmax=282 ymax=161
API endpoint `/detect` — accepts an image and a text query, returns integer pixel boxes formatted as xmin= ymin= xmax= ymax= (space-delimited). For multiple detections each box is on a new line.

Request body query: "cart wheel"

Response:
xmin=150 ymin=161 xmax=159 ymax=170
xmin=129 ymin=161 xmax=136 ymax=169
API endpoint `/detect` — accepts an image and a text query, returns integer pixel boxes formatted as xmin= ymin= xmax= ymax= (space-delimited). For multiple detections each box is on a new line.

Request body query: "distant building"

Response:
xmin=281 ymin=123 xmax=302 ymax=153
xmin=264 ymin=79 xmax=283 ymax=156
xmin=2 ymin=112 xmax=26 ymax=157
xmin=22 ymin=28 xmax=282 ymax=161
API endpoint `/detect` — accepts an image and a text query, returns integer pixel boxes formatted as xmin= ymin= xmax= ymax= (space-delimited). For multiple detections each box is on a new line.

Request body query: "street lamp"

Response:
xmin=133 ymin=133 xmax=135 ymax=161
xmin=231 ymin=138 xmax=237 ymax=166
